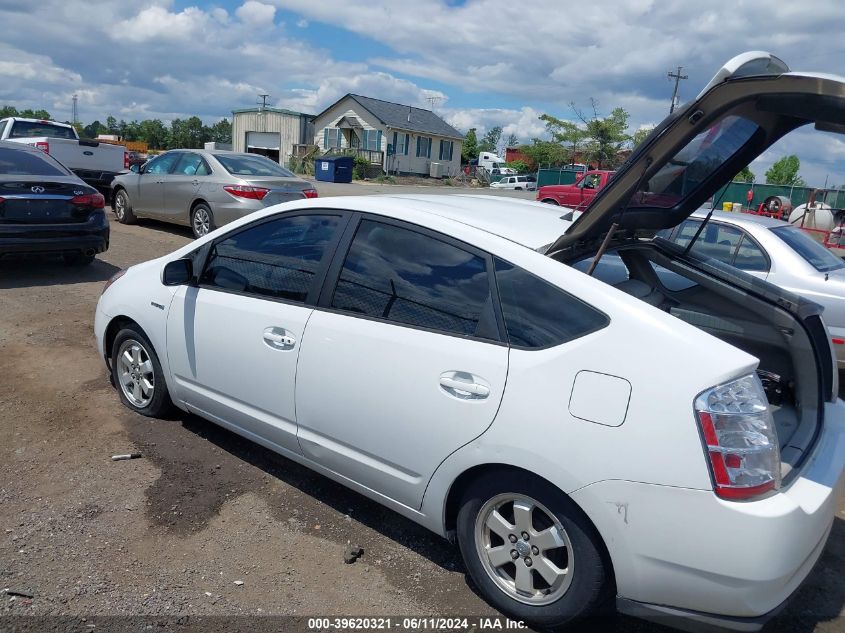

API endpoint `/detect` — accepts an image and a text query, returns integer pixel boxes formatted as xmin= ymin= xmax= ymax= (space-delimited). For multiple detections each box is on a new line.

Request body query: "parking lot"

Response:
xmin=1 ymin=184 xmax=843 ymax=632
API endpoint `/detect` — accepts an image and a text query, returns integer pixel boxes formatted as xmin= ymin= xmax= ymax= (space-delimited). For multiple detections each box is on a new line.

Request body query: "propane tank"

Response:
xmin=788 ymin=202 xmax=834 ymax=231
xmin=761 ymin=195 xmax=792 ymax=218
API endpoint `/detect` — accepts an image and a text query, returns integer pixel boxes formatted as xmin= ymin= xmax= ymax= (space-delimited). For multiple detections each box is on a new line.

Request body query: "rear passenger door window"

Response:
xmin=173 ymin=152 xmax=211 ymax=176
xmin=330 ymin=220 xmax=498 ymax=339
xmin=201 ymin=213 xmax=342 ymax=302
xmin=494 ymin=258 xmax=609 ymax=348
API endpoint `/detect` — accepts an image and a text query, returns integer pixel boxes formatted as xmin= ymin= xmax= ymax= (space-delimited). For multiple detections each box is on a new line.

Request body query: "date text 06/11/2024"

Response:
xmin=306 ymin=617 xmax=528 ymax=631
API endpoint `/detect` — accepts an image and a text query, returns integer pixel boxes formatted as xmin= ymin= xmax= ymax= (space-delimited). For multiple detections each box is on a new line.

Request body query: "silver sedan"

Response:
xmin=662 ymin=210 xmax=845 ymax=367
xmin=110 ymin=150 xmax=317 ymax=238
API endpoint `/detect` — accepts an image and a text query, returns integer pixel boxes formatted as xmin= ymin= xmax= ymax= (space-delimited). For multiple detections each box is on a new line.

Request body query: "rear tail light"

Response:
xmin=70 ymin=193 xmax=106 ymax=208
xmin=695 ymin=374 xmax=781 ymax=500
xmin=223 ymin=185 xmax=270 ymax=200
xmin=832 ymin=337 xmax=845 ymax=345
xmin=124 ymin=151 xmax=130 ymax=170
xmin=303 ymin=188 xmax=318 ymax=199
xmin=35 ymin=141 xmax=49 ymax=153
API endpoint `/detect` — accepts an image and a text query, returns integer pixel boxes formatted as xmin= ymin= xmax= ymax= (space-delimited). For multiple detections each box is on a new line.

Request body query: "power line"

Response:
xmin=667 ymin=66 xmax=688 ymax=114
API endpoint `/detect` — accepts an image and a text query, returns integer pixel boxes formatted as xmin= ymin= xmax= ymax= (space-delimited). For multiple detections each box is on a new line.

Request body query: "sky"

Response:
xmin=2 ymin=0 xmax=845 ymax=186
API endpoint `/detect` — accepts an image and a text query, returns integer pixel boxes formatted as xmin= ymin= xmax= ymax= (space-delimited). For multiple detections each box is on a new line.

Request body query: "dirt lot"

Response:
xmin=1 ymin=204 xmax=843 ymax=633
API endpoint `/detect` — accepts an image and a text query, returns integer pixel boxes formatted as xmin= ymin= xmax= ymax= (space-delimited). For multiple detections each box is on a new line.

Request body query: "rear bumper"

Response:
xmin=72 ymin=169 xmax=124 ymax=191
xmin=0 ymin=211 xmax=109 ymax=255
xmin=571 ymin=398 xmax=845 ymax=623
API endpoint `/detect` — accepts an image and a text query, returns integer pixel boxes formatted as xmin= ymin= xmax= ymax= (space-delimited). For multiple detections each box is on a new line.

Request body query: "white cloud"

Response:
xmin=296 ymin=18 xmax=309 ymax=28
xmin=235 ymin=1 xmax=276 ymax=27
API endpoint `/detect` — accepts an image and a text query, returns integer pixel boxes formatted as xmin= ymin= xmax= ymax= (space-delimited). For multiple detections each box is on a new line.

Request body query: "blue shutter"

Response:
xmin=404 ymin=134 xmax=410 ymax=155
xmin=362 ymin=129 xmax=368 ymax=148
xmin=323 ymin=128 xmax=328 ymax=149
xmin=438 ymin=140 xmax=443 ymax=160
xmin=377 ymin=130 xmax=382 ymax=151
xmin=428 ymin=137 xmax=432 ymax=158
xmin=416 ymin=136 xmax=421 ymax=157
xmin=448 ymin=141 xmax=453 ymax=161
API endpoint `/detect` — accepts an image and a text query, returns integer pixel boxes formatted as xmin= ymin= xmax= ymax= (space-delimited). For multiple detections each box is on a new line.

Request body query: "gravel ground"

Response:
xmin=0 ymin=188 xmax=843 ymax=633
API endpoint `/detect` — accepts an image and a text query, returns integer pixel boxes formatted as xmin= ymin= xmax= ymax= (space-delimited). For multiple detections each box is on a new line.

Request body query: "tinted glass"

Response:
xmin=771 ymin=226 xmax=845 ymax=272
xmin=0 ymin=147 xmax=68 ymax=176
xmin=174 ymin=153 xmax=210 ymax=176
xmin=216 ymin=154 xmax=295 ymax=177
xmin=495 ymin=258 xmax=608 ymax=348
xmin=201 ymin=214 xmax=341 ymax=301
xmin=636 ymin=116 xmax=759 ymax=208
xmin=734 ymin=235 xmax=769 ymax=271
xmin=8 ymin=121 xmax=76 ymax=139
xmin=673 ymin=220 xmax=743 ymax=265
xmin=145 ymin=153 xmax=181 ymax=175
xmin=332 ymin=221 xmax=493 ymax=337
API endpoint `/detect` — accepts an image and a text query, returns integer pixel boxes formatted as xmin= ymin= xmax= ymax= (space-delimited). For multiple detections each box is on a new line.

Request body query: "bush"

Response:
xmin=375 ymin=174 xmax=396 ymax=184
xmin=353 ymin=156 xmax=370 ymax=180
xmin=506 ymin=160 xmax=528 ymax=173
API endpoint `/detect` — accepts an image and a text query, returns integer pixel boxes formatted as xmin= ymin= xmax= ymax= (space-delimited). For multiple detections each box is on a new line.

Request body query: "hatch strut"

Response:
xmin=682 ymin=186 xmax=729 ymax=256
xmin=587 ymin=158 xmax=652 ymax=276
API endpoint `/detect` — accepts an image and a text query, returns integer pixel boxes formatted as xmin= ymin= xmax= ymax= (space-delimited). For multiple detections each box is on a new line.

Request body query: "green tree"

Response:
xmin=105 ymin=116 xmax=118 ymax=134
xmin=0 ymin=106 xmax=52 ymax=120
xmin=462 ymin=128 xmax=478 ymax=162
xmin=765 ymin=155 xmax=805 ymax=186
xmin=519 ymin=139 xmax=567 ymax=168
xmin=83 ymin=120 xmax=106 ymax=139
xmin=478 ymin=126 xmax=502 ymax=154
xmin=539 ymin=114 xmax=587 ymax=164
xmin=734 ymin=165 xmax=756 ymax=183
xmin=573 ymin=100 xmax=631 ymax=169
xmin=505 ymin=133 xmax=519 ymax=148
xmin=209 ymin=118 xmax=232 ymax=144
xmin=169 ymin=116 xmax=207 ymax=148
xmin=632 ymin=126 xmax=655 ymax=147
xmin=138 ymin=119 xmax=169 ymax=149
xmin=0 ymin=105 xmax=18 ymax=118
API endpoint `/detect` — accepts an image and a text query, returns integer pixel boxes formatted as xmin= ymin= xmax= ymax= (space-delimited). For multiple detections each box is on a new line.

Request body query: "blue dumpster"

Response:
xmin=314 ymin=156 xmax=354 ymax=183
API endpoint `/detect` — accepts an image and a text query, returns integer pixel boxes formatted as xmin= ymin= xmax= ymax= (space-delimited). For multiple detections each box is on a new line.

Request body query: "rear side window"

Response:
xmin=331 ymin=220 xmax=495 ymax=338
xmin=201 ymin=214 xmax=341 ymax=302
xmin=495 ymin=258 xmax=608 ymax=348
xmin=8 ymin=120 xmax=76 ymax=139
xmin=0 ymin=147 xmax=67 ymax=176
xmin=174 ymin=153 xmax=211 ymax=176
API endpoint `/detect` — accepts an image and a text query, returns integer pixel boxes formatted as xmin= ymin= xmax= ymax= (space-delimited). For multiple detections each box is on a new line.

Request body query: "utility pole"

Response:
xmin=667 ymin=66 xmax=688 ymax=113
xmin=257 ymin=94 xmax=270 ymax=110
xmin=72 ymin=94 xmax=78 ymax=125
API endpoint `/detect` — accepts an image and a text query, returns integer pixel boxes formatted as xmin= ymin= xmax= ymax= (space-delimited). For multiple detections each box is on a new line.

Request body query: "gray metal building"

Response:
xmin=231 ymin=107 xmax=314 ymax=166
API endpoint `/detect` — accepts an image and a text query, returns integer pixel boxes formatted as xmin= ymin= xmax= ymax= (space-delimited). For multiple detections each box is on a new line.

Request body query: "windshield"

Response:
xmin=215 ymin=154 xmax=295 ymax=177
xmin=634 ymin=115 xmax=760 ymax=209
xmin=770 ymin=226 xmax=845 ymax=272
xmin=9 ymin=121 xmax=76 ymax=140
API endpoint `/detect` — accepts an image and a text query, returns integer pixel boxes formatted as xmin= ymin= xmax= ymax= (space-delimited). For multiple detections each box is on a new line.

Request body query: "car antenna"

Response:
xmin=682 ymin=186 xmax=729 ymax=256
xmin=587 ymin=157 xmax=652 ymax=276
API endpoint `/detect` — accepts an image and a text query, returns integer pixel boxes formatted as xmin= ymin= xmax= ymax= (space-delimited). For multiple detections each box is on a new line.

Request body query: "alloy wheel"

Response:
xmin=115 ymin=193 xmax=126 ymax=220
xmin=474 ymin=493 xmax=574 ymax=605
xmin=116 ymin=339 xmax=155 ymax=408
xmin=193 ymin=207 xmax=211 ymax=236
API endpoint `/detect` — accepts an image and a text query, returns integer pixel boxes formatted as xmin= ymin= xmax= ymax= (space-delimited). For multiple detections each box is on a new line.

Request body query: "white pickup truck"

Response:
xmin=0 ymin=117 xmax=128 ymax=193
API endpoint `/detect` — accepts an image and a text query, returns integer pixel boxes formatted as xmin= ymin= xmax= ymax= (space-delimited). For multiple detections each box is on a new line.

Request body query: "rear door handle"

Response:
xmin=263 ymin=327 xmax=296 ymax=349
xmin=439 ymin=372 xmax=490 ymax=400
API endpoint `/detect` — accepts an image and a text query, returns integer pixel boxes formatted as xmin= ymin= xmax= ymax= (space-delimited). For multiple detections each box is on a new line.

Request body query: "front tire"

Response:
xmin=114 ymin=189 xmax=137 ymax=224
xmin=191 ymin=203 xmax=215 ymax=238
xmin=457 ymin=471 xmax=610 ymax=629
xmin=541 ymin=198 xmax=560 ymax=205
xmin=110 ymin=325 xmax=171 ymax=417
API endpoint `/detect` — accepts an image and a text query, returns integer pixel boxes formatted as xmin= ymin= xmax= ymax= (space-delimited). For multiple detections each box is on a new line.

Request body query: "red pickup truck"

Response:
xmin=536 ymin=170 xmax=615 ymax=209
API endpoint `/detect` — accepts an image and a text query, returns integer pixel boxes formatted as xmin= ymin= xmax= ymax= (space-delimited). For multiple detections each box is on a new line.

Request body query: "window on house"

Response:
xmin=324 ymin=128 xmax=341 ymax=149
xmin=438 ymin=140 xmax=454 ymax=161
xmin=362 ymin=129 xmax=382 ymax=151
xmin=393 ymin=132 xmax=409 ymax=155
xmin=416 ymin=136 xmax=432 ymax=158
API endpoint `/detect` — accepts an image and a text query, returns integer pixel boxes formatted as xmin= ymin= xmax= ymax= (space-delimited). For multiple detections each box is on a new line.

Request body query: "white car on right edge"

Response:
xmin=94 ymin=52 xmax=845 ymax=632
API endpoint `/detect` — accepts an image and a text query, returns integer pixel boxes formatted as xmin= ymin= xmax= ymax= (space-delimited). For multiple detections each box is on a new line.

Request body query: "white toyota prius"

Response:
xmin=96 ymin=52 xmax=845 ymax=631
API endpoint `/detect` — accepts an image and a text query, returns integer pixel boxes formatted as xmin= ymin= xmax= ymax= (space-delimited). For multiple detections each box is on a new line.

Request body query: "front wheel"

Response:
xmin=114 ymin=189 xmax=137 ymax=224
xmin=540 ymin=198 xmax=560 ymax=205
xmin=457 ymin=471 xmax=611 ymax=628
xmin=110 ymin=325 xmax=172 ymax=417
xmin=191 ymin=203 xmax=215 ymax=239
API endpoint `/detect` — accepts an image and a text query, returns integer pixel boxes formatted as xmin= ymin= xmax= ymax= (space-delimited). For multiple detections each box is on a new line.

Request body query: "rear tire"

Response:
xmin=114 ymin=189 xmax=137 ymax=224
xmin=191 ymin=203 xmax=215 ymax=239
xmin=110 ymin=325 xmax=172 ymax=417
xmin=457 ymin=470 xmax=611 ymax=629
xmin=63 ymin=252 xmax=95 ymax=266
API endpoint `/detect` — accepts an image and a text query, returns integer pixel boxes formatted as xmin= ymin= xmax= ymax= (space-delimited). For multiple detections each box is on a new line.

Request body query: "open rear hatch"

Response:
xmin=548 ymin=51 xmax=844 ymax=478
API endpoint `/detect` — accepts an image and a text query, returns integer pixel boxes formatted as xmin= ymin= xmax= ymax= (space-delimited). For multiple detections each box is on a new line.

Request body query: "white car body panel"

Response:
xmin=94 ymin=193 xmax=845 ymax=627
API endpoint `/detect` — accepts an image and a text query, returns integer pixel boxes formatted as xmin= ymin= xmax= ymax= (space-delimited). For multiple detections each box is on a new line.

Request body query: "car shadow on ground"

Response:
xmin=129 ymin=406 xmax=845 ymax=632
xmin=0 ymin=255 xmax=120 ymax=289
xmin=125 ymin=217 xmax=195 ymax=240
